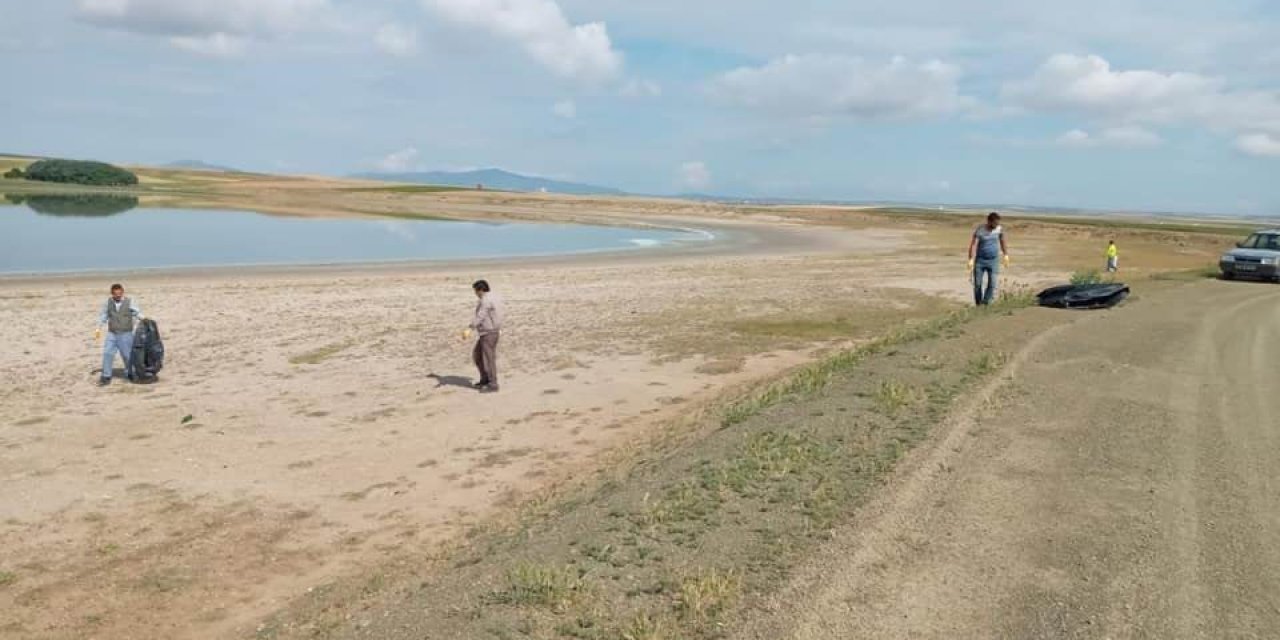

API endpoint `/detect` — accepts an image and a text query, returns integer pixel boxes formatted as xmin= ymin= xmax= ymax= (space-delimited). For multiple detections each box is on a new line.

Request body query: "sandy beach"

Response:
xmin=0 ymin=175 xmax=1236 ymax=639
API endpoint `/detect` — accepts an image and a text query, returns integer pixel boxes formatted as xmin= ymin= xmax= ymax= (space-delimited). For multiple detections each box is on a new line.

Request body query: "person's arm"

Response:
xmin=967 ymin=233 xmax=978 ymax=261
xmin=1000 ymin=233 xmax=1009 ymax=257
xmin=131 ymin=299 xmax=143 ymax=320
xmin=98 ymin=300 xmax=109 ymax=327
xmin=469 ymin=300 xmax=484 ymax=330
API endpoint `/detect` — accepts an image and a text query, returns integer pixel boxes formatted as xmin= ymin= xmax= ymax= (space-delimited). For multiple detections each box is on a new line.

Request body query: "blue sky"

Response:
xmin=2 ymin=0 xmax=1279 ymax=213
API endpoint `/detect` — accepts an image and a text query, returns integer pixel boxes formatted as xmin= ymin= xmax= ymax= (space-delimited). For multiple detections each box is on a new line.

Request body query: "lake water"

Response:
xmin=0 ymin=194 xmax=710 ymax=274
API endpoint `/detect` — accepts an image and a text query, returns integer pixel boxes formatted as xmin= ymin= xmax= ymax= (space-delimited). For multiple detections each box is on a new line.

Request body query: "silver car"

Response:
xmin=1220 ymin=229 xmax=1280 ymax=281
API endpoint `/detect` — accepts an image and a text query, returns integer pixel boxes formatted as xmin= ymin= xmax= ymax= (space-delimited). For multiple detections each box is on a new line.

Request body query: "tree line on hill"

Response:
xmin=3 ymin=158 xmax=138 ymax=186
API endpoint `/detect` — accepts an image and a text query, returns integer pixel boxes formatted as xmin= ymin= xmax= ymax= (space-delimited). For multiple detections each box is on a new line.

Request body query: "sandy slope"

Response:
xmin=736 ymin=279 xmax=1280 ymax=639
xmin=0 ymin=216 xmax=972 ymax=639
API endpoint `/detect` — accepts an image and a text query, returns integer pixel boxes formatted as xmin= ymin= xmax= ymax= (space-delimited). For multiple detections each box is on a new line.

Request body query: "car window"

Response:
xmin=1262 ymin=235 xmax=1280 ymax=251
xmin=1242 ymin=234 xmax=1262 ymax=249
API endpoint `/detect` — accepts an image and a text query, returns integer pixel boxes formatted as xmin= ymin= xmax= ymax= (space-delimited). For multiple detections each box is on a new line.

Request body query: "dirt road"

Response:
xmin=739 ymin=279 xmax=1280 ymax=639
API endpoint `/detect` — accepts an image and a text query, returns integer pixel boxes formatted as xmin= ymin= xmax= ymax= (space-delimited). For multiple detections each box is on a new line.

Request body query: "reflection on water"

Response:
xmin=0 ymin=202 xmax=710 ymax=273
xmin=4 ymin=193 xmax=139 ymax=217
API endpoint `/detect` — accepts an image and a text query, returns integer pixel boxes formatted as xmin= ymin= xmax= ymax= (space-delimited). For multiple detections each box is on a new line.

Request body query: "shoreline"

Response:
xmin=0 ymin=215 xmax=849 ymax=285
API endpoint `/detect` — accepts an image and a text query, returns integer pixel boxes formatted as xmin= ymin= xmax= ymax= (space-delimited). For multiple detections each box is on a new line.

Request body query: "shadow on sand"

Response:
xmin=427 ymin=373 xmax=476 ymax=389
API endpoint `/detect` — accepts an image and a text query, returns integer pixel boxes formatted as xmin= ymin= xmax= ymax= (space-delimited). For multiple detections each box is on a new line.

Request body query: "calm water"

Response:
xmin=0 ymin=194 xmax=709 ymax=274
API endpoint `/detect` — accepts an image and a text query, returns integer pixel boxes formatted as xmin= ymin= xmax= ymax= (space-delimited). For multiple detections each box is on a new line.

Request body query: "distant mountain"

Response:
xmin=165 ymin=160 xmax=240 ymax=172
xmin=352 ymin=168 xmax=624 ymax=196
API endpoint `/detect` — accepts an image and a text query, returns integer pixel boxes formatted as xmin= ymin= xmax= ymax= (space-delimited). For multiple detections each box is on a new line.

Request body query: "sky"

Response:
xmin=2 ymin=0 xmax=1279 ymax=214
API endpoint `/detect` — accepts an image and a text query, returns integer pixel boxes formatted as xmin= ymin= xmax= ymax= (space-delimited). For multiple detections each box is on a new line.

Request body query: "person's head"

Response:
xmin=110 ymin=284 xmax=124 ymax=301
xmin=1109 ymin=239 xmax=1115 ymax=245
xmin=472 ymin=279 xmax=490 ymax=298
xmin=986 ymin=212 xmax=1001 ymax=230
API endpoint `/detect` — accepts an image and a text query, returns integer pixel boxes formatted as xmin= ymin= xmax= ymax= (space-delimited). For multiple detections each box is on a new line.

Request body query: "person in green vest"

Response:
xmin=1106 ymin=240 xmax=1119 ymax=274
xmin=95 ymin=283 xmax=141 ymax=386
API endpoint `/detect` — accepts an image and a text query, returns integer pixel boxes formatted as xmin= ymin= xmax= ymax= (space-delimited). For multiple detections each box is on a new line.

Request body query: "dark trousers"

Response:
xmin=473 ymin=332 xmax=499 ymax=387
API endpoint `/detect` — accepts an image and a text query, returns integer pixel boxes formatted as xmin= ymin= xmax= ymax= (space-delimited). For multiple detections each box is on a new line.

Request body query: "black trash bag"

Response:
xmin=129 ymin=318 xmax=165 ymax=383
xmin=1036 ymin=283 xmax=1130 ymax=310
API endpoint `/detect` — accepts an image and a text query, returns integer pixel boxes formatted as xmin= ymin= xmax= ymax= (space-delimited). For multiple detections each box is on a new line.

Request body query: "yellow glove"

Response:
xmin=966 ymin=258 xmax=975 ymax=274
xmin=1002 ymin=254 xmax=1011 ymax=268
xmin=94 ymin=328 xmax=102 ymax=342
xmin=461 ymin=328 xmax=473 ymax=341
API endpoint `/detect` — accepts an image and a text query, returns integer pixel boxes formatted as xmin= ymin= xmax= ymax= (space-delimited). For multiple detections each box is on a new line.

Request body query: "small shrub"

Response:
xmin=1070 ymin=269 xmax=1103 ymax=285
xmin=619 ymin=612 xmax=674 ymax=640
xmin=2 ymin=167 xmax=22 ymax=179
xmin=872 ymin=380 xmax=921 ymax=416
xmin=485 ymin=564 xmax=585 ymax=610
xmin=676 ymin=568 xmax=741 ymax=628
xmin=965 ymin=352 xmax=1006 ymax=378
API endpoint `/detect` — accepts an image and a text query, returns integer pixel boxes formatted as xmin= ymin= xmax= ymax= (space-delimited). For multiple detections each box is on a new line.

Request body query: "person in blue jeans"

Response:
xmin=967 ymin=212 xmax=1010 ymax=306
xmin=96 ymin=283 xmax=142 ymax=386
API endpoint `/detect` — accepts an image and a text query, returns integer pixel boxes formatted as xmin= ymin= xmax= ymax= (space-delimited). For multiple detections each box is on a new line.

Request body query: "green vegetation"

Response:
xmin=23 ymin=158 xmax=138 ymax=187
xmin=1152 ymin=265 xmax=1222 ymax=281
xmin=5 ymin=193 xmax=138 ymax=216
xmin=721 ymin=289 xmax=1033 ymax=428
xmin=255 ymin=293 xmax=1053 ymax=640
xmin=339 ymin=185 xmax=468 ymax=194
xmin=485 ymin=565 xmax=587 ymax=611
xmin=3 ymin=167 xmax=22 ymax=179
xmin=1070 ymin=269 xmax=1104 ymax=285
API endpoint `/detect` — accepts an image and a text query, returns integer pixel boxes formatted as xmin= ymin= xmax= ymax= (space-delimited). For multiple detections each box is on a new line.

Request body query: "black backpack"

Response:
xmin=129 ymin=318 xmax=165 ymax=383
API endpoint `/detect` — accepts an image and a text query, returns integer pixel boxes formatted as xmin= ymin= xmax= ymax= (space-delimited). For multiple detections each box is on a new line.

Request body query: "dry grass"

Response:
xmin=485 ymin=564 xmax=587 ymax=611
xmin=676 ymin=568 xmax=742 ymax=628
xmin=288 ymin=340 xmax=356 ymax=365
xmin=872 ymin=380 xmax=923 ymax=416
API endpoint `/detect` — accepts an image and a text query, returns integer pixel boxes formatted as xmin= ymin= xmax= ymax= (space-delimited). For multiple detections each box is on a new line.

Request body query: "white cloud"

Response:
xmin=1236 ymin=133 xmax=1280 ymax=157
xmin=375 ymin=24 xmax=418 ymax=57
xmin=1056 ymin=129 xmax=1093 ymax=148
xmin=1005 ymin=54 xmax=1280 ymax=136
xmin=376 ymin=147 xmax=422 ymax=172
xmin=76 ymin=0 xmax=330 ymax=55
xmin=552 ymin=99 xmax=577 ymax=119
xmin=77 ymin=0 xmax=329 ymax=37
xmin=422 ymin=0 xmax=622 ymax=83
xmin=170 ymin=33 xmax=247 ymax=57
xmin=1056 ymin=126 xmax=1163 ymax=149
xmin=680 ymin=161 xmax=711 ymax=190
xmin=620 ymin=79 xmax=662 ymax=98
xmin=709 ymin=54 xmax=972 ymax=120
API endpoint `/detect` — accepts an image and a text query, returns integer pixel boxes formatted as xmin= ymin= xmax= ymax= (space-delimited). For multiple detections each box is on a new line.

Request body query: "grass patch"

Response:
xmin=289 ymin=340 xmax=355 ymax=365
xmin=676 ymin=568 xmax=741 ymax=629
xmin=872 ymin=380 xmax=922 ymax=416
xmin=0 ymin=571 xmax=16 ymax=588
xmin=485 ymin=564 xmax=587 ymax=611
xmin=340 ymin=185 xmax=469 ymax=194
xmin=255 ymin=298 xmax=1066 ymax=640
xmin=965 ymin=352 xmax=1007 ymax=378
xmin=721 ymin=291 xmax=1033 ymax=428
xmin=1151 ymin=265 xmax=1221 ymax=281
xmin=1070 ymin=269 xmax=1104 ymax=285
xmin=619 ymin=612 xmax=677 ymax=640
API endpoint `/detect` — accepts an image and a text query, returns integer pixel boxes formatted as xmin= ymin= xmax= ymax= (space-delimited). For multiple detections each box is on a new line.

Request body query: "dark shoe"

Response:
xmin=473 ymin=379 xmax=490 ymax=388
xmin=98 ymin=377 xmax=111 ymax=387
